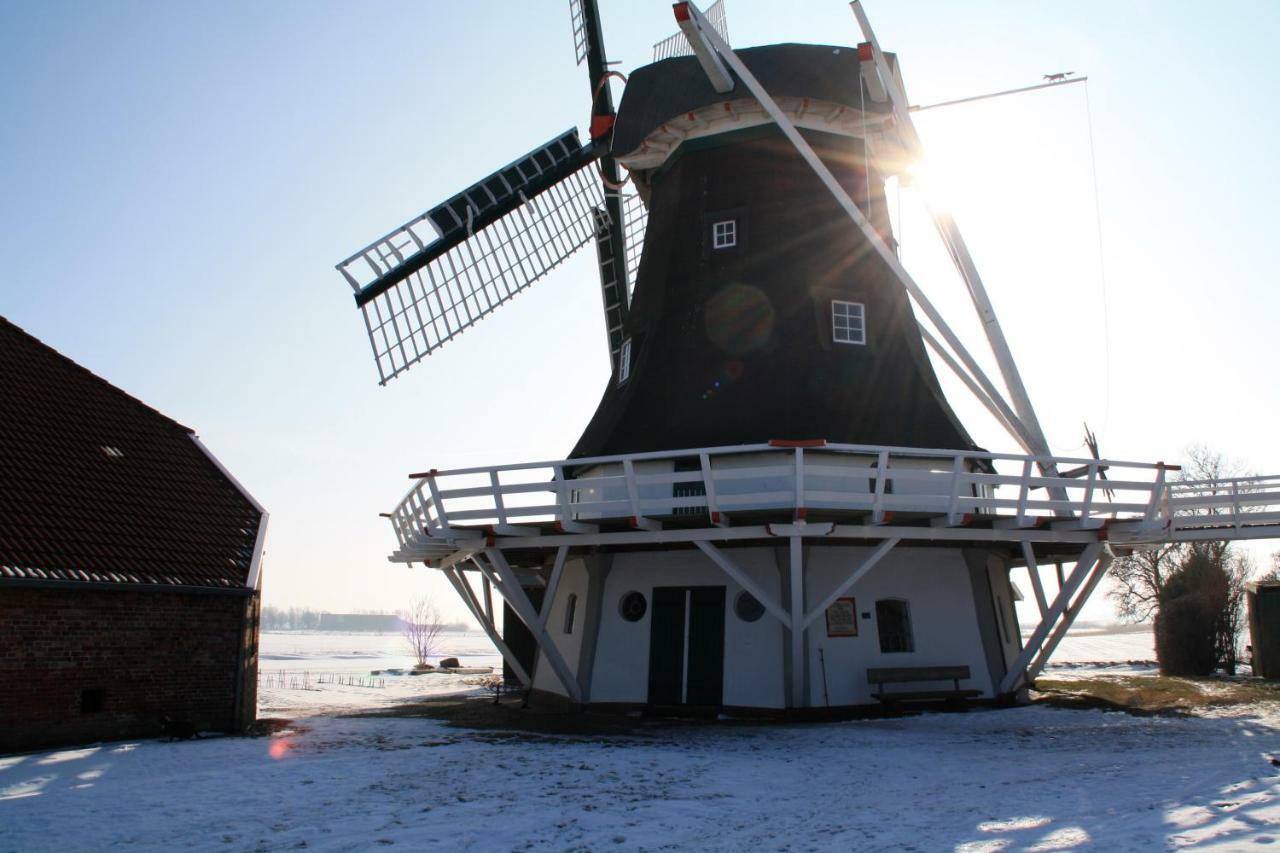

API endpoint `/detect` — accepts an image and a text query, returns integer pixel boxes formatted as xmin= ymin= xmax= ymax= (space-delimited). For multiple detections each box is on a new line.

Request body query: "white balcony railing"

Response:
xmin=384 ymin=441 xmax=1208 ymax=556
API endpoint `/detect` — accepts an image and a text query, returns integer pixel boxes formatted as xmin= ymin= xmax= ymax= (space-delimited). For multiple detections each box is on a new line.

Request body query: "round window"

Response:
xmin=619 ymin=591 xmax=648 ymax=622
xmin=735 ymin=591 xmax=766 ymax=623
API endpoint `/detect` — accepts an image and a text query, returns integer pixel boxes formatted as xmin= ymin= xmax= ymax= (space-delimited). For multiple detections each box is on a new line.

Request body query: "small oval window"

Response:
xmin=735 ymin=591 xmax=765 ymax=623
xmin=619 ymin=591 xmax=647 ymax=622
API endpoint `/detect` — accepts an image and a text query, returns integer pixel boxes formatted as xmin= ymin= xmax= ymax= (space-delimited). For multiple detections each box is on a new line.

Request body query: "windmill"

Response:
xmin=335 ymin=2 xmax=1280 ymax=711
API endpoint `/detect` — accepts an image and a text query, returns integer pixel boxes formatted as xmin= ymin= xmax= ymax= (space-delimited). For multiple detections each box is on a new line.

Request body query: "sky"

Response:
xmin=3 ymin=1 xmax=1279 ymax=628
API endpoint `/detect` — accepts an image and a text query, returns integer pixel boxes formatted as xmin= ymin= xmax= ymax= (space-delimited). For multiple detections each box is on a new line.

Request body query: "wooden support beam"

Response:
xmin=789 ymin=536 xmax=806 ymax=708
xmin=539 ymin=545 xmax=570 ymax=628
xmin=998 ymin=542 xmax=1104 ymax=694
xmin=483 ymin=549 xmax=584 ymax=703
xmin=694 ymin=540 xmax=791 ymax=629
xmin=1020 ymin=541 xmax=1049 ymax=618
xmin=803 ymin=538 xmax=899 ymax=629
xmin=1026 ymin=552 xmax=1114 ymax=682
xmin=443 ymin=567 xmax=530 ymax=687
xmin=482 ymin=574 xmax=494 ymax=625
xmin=674 ymin=3 xmax=734 ymax=93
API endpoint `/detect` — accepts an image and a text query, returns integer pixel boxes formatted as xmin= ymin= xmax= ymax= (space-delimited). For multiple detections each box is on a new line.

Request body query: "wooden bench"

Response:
xmin=866 ymin=665 xmax=982 ymax=706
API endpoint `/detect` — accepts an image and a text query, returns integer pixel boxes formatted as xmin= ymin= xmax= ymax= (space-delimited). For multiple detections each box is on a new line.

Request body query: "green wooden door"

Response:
xmin=647 ymin=586 xmax=725 ymax=707
xmin=686 ymin=586 xmax=726 ymax=706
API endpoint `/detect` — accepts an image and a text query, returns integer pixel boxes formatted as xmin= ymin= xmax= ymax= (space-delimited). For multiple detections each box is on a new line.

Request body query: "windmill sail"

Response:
xmin=622 ymin=191 xmax=647 ymax=295
xmin=652 ymin=0 xmax=728 ymax=62
xmin=591 ymin=191 xmax=648 ymax=366
xmin=337 ymin=129 xmax=606 ymax=384
xmin=568 ymin=0 xmax=590 ymax=65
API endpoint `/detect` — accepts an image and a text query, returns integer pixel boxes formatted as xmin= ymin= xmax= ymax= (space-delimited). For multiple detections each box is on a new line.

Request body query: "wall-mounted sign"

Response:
xmin=825 ymin=597 xmax=858 ymax=637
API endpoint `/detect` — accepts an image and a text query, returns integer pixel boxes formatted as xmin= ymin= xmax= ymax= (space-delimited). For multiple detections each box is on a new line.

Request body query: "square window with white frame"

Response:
xmin=831 ymin=300 xmax=866 ymax=345
xmin=712 ymin=219 xmax=737 ymax=249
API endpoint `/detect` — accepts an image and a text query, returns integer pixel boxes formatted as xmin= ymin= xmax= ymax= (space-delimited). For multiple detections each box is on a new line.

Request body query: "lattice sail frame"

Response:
xmin=653 ymin=0 xmax=728 ymax=61
xmin=622 ymin=191 xmax=647 ymax=294
xmin=569 ymin=0 xmax=590 ymax=65
xmin=355 ymin=169 xmax=604 ymax=384
xmin=338 ymin=129 xmax=611 ymax=384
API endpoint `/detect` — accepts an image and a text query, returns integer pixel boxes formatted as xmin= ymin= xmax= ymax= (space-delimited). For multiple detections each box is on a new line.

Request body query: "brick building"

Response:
xmin=0 ymin=317 xmax=267 ymax=753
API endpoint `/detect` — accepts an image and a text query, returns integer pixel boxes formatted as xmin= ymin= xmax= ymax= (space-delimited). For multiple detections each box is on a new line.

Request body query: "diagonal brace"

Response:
xmin=481 ymin=549 xmax=584 ymax=703
xmin=443 ymin=567 xmax=531 ymax=687
xmin=694 ymin=540 xmax=791 ymax=628
xmin=803 ymin=538 xmax=899 ymax=629
xmin=998 ymin=542 xmax=1104 ymax=694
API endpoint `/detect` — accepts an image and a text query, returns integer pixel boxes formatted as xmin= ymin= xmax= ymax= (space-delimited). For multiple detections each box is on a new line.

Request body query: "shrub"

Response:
xmin=1155 ymin=547 xmax=1229 ymax=676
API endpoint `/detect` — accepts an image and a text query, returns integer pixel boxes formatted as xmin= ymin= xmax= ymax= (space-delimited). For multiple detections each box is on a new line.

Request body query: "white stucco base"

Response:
xmin=527 ymin=544 xmax=1020 ymax=710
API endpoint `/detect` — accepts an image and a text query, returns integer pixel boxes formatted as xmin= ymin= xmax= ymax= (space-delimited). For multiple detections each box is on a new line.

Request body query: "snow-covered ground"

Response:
xmin=257 ymin=630 xmax=500 ymax=716
xmin=1040 ymin=625 xmax=1155 ymax=663
xmin=9 ymin=625 xmax=1277 ymax=851
xmin=4 ymin=704 xmax=1280 ymax=850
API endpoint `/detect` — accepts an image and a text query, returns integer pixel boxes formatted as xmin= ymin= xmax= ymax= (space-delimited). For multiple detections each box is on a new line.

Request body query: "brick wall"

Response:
xmin=0 ymin=585 xmax=259 ymax=753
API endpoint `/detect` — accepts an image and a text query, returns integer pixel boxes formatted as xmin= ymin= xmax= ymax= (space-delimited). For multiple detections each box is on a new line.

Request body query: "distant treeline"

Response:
xmin=261 ymin=606 xmax=469 ymax=633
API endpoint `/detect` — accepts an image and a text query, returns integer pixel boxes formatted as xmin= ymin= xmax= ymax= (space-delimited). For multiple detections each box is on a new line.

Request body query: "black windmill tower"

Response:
xmin=337 ymin=0 xmax=977 ymax=462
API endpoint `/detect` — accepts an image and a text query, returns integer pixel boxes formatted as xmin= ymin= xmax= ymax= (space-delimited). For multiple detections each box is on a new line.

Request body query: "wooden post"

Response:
xmin=789 ymin=536 xmax=806 ymax=708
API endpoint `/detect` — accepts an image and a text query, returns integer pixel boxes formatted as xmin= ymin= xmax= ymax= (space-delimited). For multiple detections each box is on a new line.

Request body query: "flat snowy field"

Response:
xmin=8 ymin=626 xmax=1280 ymax=851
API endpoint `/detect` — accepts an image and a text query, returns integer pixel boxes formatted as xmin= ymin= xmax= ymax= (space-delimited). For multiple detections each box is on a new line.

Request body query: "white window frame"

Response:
xmin=831 ymin=300 xmax=866 ymax=345
xmin=712 ymin=219 xmax=737 ymax=249
xmin=618 ymin=338 xmax=632 ymax=385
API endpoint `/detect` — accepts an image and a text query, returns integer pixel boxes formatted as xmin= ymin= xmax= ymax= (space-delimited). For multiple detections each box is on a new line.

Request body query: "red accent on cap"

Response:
xmin=962 ymin=513 xmax=974 ymax=525
xmin=486 ymin=533 xmax=496 ymax=546
xmin=769 ymin=439 xmax=828 ymax=448
xmin=590 ymin=114 xmax=616 ymax=140
xmin=711 ymin=511 xmax=721 ymax=524
xmin=554 ymin=520 xmax=566 ymax=533
xmin=673 ymin=3 xmax=691 ymax=22
xmin=857 ymin=42 xmax=874 ymax=61
xmin=629 ymin=516 xmax=641 ymax=529
xmin=796 ymin=507 xmax=809 ymax=521
xmin=882 ymin=511 xmax=894 ymax=523
xmin=1098 ymin=519 xmax=1112 ymax=541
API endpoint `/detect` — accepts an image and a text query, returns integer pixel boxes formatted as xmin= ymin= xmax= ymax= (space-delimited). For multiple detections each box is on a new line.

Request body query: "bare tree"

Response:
xmin=401 ymin=597 xmax=444 ymax=668
xmin=1108 ymin=542 xmax=1181 ymax=622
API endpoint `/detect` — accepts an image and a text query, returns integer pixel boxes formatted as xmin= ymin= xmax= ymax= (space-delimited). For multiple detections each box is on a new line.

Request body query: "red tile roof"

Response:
xmin=0 ymin=316 xmax=264 ymax=590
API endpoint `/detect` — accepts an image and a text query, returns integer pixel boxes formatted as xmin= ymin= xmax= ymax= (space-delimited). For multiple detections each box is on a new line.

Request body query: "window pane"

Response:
xmin=875 ymin=599 xmax=913 ymax=653
xmin=831 ymin=300 xmax=866 ymax=345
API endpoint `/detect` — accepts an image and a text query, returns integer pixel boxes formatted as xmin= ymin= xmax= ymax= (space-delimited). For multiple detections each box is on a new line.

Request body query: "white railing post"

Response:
xmin=424 ymin=474 xmax=450 ymax=529
xmin=945 ymin=454 xmax=965 ymax=524
xmin=1143 ymin=465 xmax=1168 ymax=523
xmin=622 ymin=457 xmax=658 ymax=529
xmin=871 ymin=449 xmax=889 ymax=523
xmin=1232 ymin=480 xmax=1242 ymax=532
xmin=1015 ymin=458 xmax=1033 ymax=525
xmin=552 ymin=464 xmax=572 ymax=525
xmin=699 ymin=451 xmax=722 ymax=524
xmin=490 ymin=470 xmax=507 ymax=527
xmin=794 ymin=447 xmax=806 ymax=518
xmin=1080 ymin=463 xmax=1098 ymax=523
